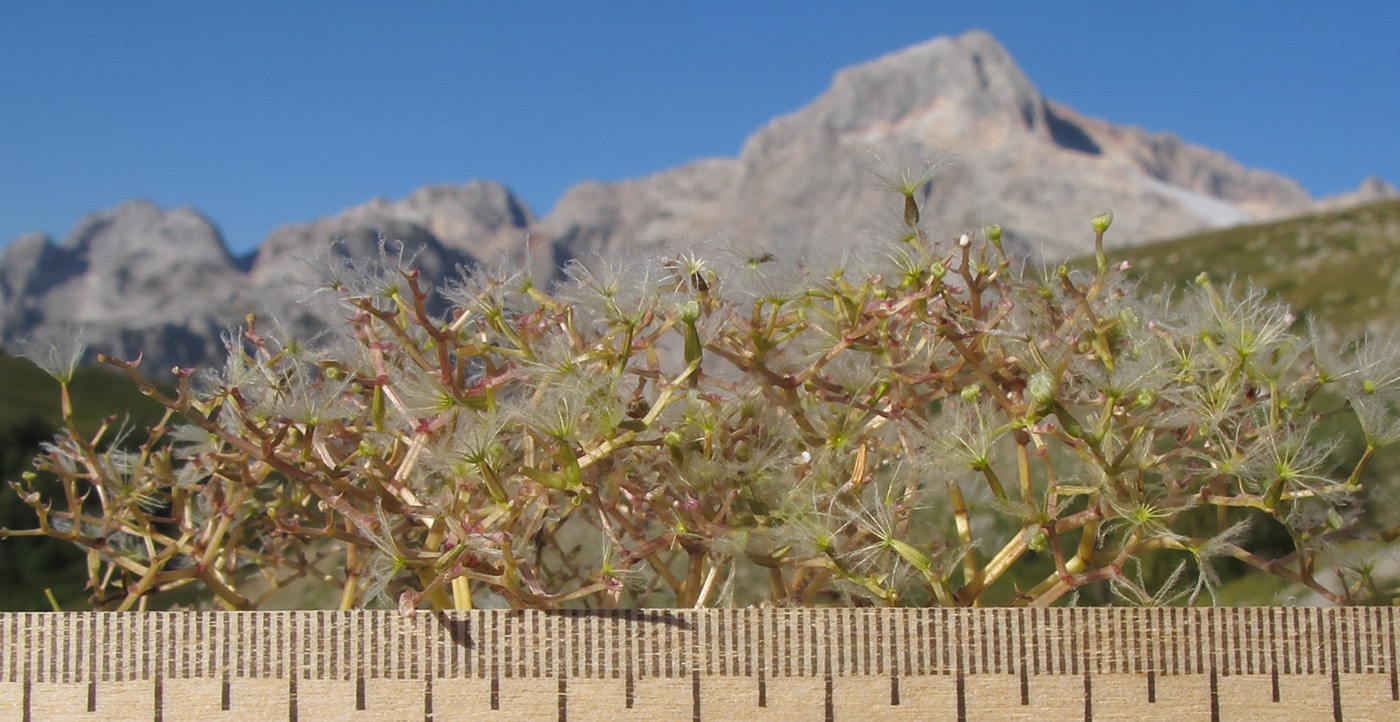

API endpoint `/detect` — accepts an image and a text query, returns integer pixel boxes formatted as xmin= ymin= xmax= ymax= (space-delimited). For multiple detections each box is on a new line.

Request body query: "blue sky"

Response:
xmin=3 ymin=3 xmax=1397 ymax=256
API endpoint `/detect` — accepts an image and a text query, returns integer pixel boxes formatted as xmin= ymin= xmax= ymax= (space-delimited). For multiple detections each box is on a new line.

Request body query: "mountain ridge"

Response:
xmin=2 ymin=29 xmax=1392 ymax=371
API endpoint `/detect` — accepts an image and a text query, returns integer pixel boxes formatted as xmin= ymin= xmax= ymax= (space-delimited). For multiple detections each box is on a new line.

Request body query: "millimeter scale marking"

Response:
xmin=0 ymin=608 xmax=1397 ymax=721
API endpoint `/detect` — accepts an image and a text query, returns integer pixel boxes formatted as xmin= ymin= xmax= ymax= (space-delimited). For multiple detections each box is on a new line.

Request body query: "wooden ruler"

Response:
xmin=1 ymin=607 xmax=1396 ymax=721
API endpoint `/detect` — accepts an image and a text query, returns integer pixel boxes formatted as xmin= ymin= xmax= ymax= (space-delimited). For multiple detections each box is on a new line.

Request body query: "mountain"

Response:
xmin=1315 ymin=175 xmax=1400 ymax=213
xmin=0 ymin=182 xmax=531 ymax=370
xmin=538 ymin=30 xmax=1321 ymax=263
xmin=0 ymin=200 xmax=247 ymax=365
xmin=249 ymin=181 xmax=534 ymax=290
xmin=1 ymin=30 xmax=1392 ymax=372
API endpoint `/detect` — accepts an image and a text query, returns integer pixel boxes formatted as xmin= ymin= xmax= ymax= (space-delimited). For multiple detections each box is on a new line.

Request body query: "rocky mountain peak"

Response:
xmin=1314 ymin=175 xmax=1399 ymax=213
xmin=63 ymin=199 xmax=233 ymax=265
xmin=541 ymin=29 xmax=1318 ymax=264
xmin=249 ymin=181 xmax=533 ymax=287
xmin=0 ymin=232 xmax=64 ymax=307
xmin=61 ymin=200 xmax=236 ymax=321
xmin=347 ymin=180 xmax=534 ymax=253
xmin=1357 ymin=175 xmax=1399 ymax=197
xmin=815 ymin=30 xmax=1048 ymax=141
xmin=1 ymin=200 xmax=248 ymax=368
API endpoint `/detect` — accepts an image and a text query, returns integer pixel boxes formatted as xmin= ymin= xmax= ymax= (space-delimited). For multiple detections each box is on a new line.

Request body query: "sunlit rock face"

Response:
xmin=0 ymin=200 xmax=246 ymax=367
xmin=0 ymin=182 xmax=533 ymax=370
xmin=534 ymin=30 xmax=1314 ymax=266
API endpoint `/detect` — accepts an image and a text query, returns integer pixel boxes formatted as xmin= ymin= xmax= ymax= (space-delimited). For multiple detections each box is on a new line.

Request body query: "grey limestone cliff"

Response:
xmin=1 ymin=182 xmax=533 ymax=371
xmin=533 ymin=30 xmax=1315 ymax=265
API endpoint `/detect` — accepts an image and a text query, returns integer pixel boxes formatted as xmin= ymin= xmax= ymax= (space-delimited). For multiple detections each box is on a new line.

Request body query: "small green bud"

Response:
xmin=1195 ymin=271 xmax=1211 ymax=286
xmin=1028 ymin=530 xmax=1048 ymax=553
xmin=930 ymin=262 xmax=947 ymax=280
xmin=676 ymin=300 xmax=701 ymax=323
xmin=1134 ymin=389 xmax=1156 ymax=408
xmin=1091 ymin=210 xmax=1114 ymax=233
xmin=1027 ymin=370 xmax=1055 ymax=404
xmin=664 ymin=430 xmax=683 ymax=448
xmin=889 ymin=539 xmax=933 ymax=572
xmin=983 ymin=224 xmax=1002 ymax=244
xmin=960 ymin=382 xmax=983 ymax=401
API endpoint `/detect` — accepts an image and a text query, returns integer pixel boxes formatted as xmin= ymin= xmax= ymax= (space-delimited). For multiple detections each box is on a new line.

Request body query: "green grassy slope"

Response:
xmin=1104 ymin=198 xmax=1400 ymax=335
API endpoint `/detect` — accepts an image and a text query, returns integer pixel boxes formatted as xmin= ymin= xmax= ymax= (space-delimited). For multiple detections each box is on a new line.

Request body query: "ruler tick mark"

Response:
xmin=956 ymin=671 xmax=966 ymax=722
xmin=1209 ymin=667 xmax=1219 ymax=722
xmin=1331 ymin=667 xmax=1342 ymax=722
xmin=1329 ymin=612 xmax=1343 ymax=722
xmin=1082 ymin=671 xmax=1091 ymax=722
xmin=153 ymin=671 xmax=164 ymax=722
xmin=1390 ymin=609 xmax=1398 ymax=700
xmin=287 ymin=670 xmax=298 ymax=722
xmin=785 ymin=614 xmax=792 ymax=677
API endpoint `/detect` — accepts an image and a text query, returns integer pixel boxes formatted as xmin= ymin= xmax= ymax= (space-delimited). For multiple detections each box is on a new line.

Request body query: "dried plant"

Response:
xmin=7 ymin=169 xmax=1400 ymax=612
